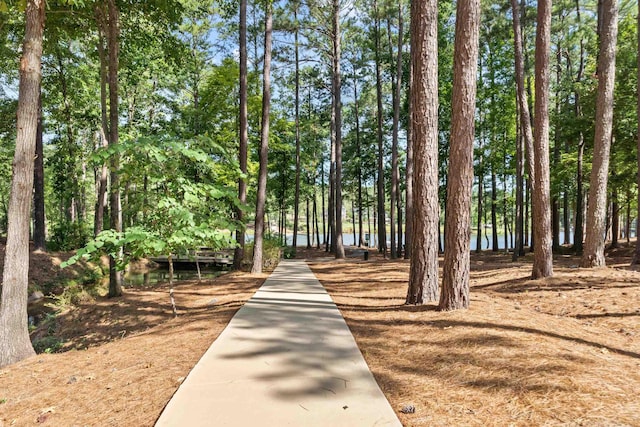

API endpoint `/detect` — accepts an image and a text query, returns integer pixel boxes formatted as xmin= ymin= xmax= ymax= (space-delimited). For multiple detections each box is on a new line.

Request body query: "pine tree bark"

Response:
xmin=332 ymin=0 xmax=345 ymax=259
xmin=107 ymin=0 xmax=123 ymax=297
xmin=633 ymin=1 xmax=640 ymax=265
xmin=491 ymin=170 xmax=499 ymax=251
xmin=510 ymin=0 xmax=536 ymax=255
xmin=0 ymin=0 xmax=45 ymax=368
xmin=390 ymin=2 xmax=404 ymax=259
xmin=531 ymin=0 xmax=554 ymax=279
xmin=292 ymin=1 xmax=301 ymax=255
xmin=582 ymin=0 xmax=618 ymax=268
xmin=251 ymin=0 xmax=273 ymax=274
xmin=573 ymin=0 xmax=586 ymax=253
xmin=406 ymin=0 xmax=439 ymax=305
xmin=439 ymin=0 xmax=480 ymax=311
xmin=33 ymin=90 xmax=45 ymax=251
xmin=404 ymin=48 xmax=414 ymax=260
xmin=233 ymin=0 xmax=249 ymax=270
xmin=373 ymin=0 xmax=386 ymax=255
xmin=353 ymin=77 xmax=364 ymax=247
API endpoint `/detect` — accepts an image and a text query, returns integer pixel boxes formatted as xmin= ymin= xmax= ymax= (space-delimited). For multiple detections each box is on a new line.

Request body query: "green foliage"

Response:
xmin=48 ymin=221 xmax=92 ymax=252
xmin=32 ymin=336 xmax=64 ymax=354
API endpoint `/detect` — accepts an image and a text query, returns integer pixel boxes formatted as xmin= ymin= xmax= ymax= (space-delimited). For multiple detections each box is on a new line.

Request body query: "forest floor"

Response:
xmin=306 ymin=244 xmax=640 ymax=426
xmin=0 ymin=242 xmax=639 ymax=426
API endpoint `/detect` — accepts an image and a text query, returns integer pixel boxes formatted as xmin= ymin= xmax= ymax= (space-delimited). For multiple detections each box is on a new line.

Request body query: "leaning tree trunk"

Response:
xmin=439 ymin=0 xmax=480 ymax=311
xmin=582 ymin=0 xmax=618 ymax=268
xmin=107 ymin=0 xmax=123 ymax=297
xmin=531 ymin=0 xmax=554 ymax=279
xmin=251 ymin=0 xmax=273 ymax=274
xmin=406 ymin=0 xmax=439 ymax=305
xmin=233 ymin=0 xmax=249 ymax=270
xmin=0 ymin=0 xmax=45 ymax=368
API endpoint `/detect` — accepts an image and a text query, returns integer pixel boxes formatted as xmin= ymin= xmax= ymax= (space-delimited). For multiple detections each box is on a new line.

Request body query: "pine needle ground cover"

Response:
xmin=310 ymin=249 xmax=640 ymax=426
xmin=0 ymin=271 xmax=265 ymax=426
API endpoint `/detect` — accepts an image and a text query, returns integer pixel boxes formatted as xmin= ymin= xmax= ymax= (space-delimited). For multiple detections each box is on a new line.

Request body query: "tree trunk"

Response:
xmin=531 ymin=0 xmax=554 ymax=278
xmin=353 ymin=78 xmax=364 ymax=247
xmin=476 ymin=174 xmax=483 ymax=253
xmin=573 ymin=0 xmax=586 ymax=254
xmin=404 ymin=48 xmax=414 ymax=260
xmin=0 ymin=0 xmax=45 ymax=368
xmin=513 ymin=120 xmax=525 ymax=260
xmin=107 ymin=0 xmax=123 ymax=297
xmin=491 ymin=170 xmax=498 ymax=251
xmin=389 ymin=1 xmax=403 ymax=259
xmin=94 ymin=9 xmax=109 ymax=237
xmin=292 ymin=2 xmax=301 ymax=255
xmin=251 ymin=0 xmax=272 ymax=274
xmin=332 ymin=0 xmax=345 ymax=259
xmin=321 ymin=159 xmax=327 ymax=246
xmin=233 ymin=0 xmax=249 ymax=270
xmin=439 ymin=0 xmax=480 ymax=311
xmin=374 ymin=0 xmax=386 ymax=255
xmin=33 ymin=90 xmax=45 ymax=251
xmin=510 ymin=0 xmax=535 ymax=254
xmin=306 ymin=193 xmax=311 ymax=249
xmin=406 ymin=0 xmax=439 ymax=305
xmin=581 ymin=0 xmax=618 ymax=268
xmin=633 ymin=1 xmax=640 ymax=265
xmin=314 ymin=185 xmax=320 ymax=249
xmin=611 ymin=188 xmax=619 ymax=248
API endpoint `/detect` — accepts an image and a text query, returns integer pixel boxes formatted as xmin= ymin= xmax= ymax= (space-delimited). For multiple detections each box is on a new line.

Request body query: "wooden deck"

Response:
xmin=150 ymin=249 xmax=234 ymax=268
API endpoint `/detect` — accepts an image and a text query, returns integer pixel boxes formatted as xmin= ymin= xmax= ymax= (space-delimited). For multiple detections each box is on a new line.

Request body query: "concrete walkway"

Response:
xmin=155 ymin=259 xmax=402 ymax=426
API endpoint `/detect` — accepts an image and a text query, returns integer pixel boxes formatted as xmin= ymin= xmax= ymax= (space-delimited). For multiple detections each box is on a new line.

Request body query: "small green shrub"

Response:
xmin=32 ymin=336 xmax=64 ymax=354
xmin=283 ymin=246 xmax=296 ymax=259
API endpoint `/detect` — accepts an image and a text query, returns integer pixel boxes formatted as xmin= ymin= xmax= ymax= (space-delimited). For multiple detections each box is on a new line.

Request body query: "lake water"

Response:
xmin=123 ymin=269 xmax=224 ymax=286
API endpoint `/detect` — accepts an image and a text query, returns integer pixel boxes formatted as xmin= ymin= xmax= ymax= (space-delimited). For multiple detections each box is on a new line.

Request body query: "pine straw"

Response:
xmin=0 ymin=271 xmax=266 ymax=426
xmin=310 ymin=250 xmax=640 ymax=426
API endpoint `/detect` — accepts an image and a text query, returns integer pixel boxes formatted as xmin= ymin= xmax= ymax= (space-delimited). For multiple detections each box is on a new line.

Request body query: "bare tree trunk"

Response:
xmin=406 ymin=0 xmax=439 ymax=305
xmin=476 ymin=174 xmax=483 ymax=253
xmin=0 ymin=0 xmax=45 ymax=368
xmin=510 ymin=0 xmax=535 ymax=255
xmin=292 ymin=1 xmax=301 ymax=255
xmin=573 ymin=0 xmax=586 ymax=254
xmin=581 ymin=0 xmax=618 ymax=268
xmin=404 ymin=50 xmax=414 ymax=260
xmin=306 ymin=192 xmax=311 ymax=249
xmin=94 ymin=10 xmax=109 ymax=237
xmin=531 ymin=0 xmax=554 ymax=278
xmin=233 ymin=0 xmax=249 ymax=270
xmin=353 ymin=78 xmax=364 ymax=247
xmin=251 ymin=0 xmax=273 ymax=274
xmin=389 ymin=1 xmax=403 ymax=259
xmin=33 ymin=90 xmax=45 ymax=251
xmin=332 ymin=0 xmax=345 ymax=259
xmin=491 ymin=170 xmax=498 ymax=251
xmin=107 ymin=0 xmax=123 ymax=297
xmin=314 ymin=186 xmax=320 ymax=249
xmin=611 ymin=187 xmax=619 ymax=248
xmin=439 ymin=0 xmax=480 ymax=311
xmin=321 ymin=159 xmax=327 ymax=246
xmin=373 ymin=0 xmax=386 ymax=255
xmin=513 ymin=117 xmax=525 ymax=260
xmin=633 ymin=2 xmax=640 ymax=265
